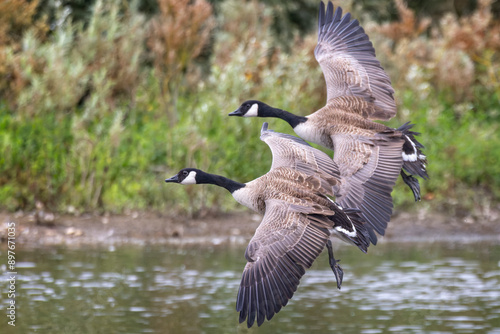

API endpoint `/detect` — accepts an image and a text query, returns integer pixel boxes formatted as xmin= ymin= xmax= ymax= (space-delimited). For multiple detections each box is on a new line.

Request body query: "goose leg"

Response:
xmin=326 ymin=239 xmax=343 ymax=290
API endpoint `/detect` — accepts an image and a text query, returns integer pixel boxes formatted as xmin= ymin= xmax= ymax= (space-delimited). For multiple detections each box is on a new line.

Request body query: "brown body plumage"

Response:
xmin=236 ymin=167 xmax=337 ymax=214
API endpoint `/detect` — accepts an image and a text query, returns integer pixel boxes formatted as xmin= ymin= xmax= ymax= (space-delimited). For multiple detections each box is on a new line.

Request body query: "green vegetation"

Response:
xmin=0 ymin=0 xmax=499 ymax=218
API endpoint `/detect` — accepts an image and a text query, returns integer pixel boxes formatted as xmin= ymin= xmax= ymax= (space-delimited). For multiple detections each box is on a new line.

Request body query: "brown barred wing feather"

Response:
xmin=315 ymin=2 xmax=396 ymax=120
xmin=236 ymin=199 xmax=331 ymax=327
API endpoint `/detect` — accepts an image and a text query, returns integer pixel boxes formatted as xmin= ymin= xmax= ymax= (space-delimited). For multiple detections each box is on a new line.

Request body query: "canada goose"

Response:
xmin=165 ymin=123 xmax=370 ymax=327
xmin=229 ymin=2 xmax=428 ymax=245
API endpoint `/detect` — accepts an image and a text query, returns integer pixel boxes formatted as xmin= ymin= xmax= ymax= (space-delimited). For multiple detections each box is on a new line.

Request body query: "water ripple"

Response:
xmin=3 ymin=243 xmax=499 ymax=334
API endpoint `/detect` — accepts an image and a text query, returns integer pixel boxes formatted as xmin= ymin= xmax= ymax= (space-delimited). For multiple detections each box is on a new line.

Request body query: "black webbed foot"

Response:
xmin=330 ymin=258 xmax=343 ymax=290
xmin=326 ymin=240 xmax=344 ymax=289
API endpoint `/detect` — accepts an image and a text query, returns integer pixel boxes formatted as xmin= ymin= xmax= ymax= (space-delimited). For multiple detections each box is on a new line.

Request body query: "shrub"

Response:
xmin=373 ymin=0 xmax=500 ymax=105
xmin=0 ymin=0 xmax=149 ymax=212
xmin=6 ymin=0 xmax=146 ymax=116
xmin=0 ymin=0 xmax=48 ymax=98
xmin=147 ymin=0 xmax=215 ymax=125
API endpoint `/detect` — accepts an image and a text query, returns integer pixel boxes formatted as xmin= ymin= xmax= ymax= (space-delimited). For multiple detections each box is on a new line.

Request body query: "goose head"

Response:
xmin=165 ymin=168 xmax=245 ymax=193
xmin=165 ymin=168 xmax=205 ymax=185
xmin=229 ymin=100 xmax=272 ymax=117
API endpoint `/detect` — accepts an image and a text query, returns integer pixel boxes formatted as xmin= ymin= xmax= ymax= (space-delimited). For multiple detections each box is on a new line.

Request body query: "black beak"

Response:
xmin=165 ymin=175 xmax=179 ymax=183
xmin=228 ymin=109 xmax=243 ymax=116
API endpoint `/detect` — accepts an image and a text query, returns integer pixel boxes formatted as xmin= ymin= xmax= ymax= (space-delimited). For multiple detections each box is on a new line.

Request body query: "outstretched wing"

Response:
xmin=260 ymin=122 xmax=340 ymax=192
xmin=236 ymin=199 xmax=332 ymax=328
xmin=315 ymin=2 xmax=396 ymax=120
xmin=332 ymin=130 xmax=403 ymax=244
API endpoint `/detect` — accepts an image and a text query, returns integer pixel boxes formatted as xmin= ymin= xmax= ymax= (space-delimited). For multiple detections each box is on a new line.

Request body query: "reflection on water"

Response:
xmin=1 ymin=241 xmax=499 ymax=333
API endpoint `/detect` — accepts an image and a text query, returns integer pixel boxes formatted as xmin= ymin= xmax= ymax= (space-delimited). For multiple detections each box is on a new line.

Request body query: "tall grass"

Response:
xmin=0 ymin=0 xmax=499 ymax=218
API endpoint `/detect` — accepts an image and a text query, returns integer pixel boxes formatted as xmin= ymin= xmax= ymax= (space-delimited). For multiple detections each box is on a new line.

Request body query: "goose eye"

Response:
xmin=182 ymin=171 xmax=189 ymax=176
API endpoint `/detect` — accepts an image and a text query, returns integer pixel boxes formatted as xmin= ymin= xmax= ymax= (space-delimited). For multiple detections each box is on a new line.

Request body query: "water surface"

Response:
xmin=1 ymin=241 xmax=499 ymax=333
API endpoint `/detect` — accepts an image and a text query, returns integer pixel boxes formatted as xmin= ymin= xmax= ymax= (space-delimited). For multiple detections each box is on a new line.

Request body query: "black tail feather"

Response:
xmin=400 ymin=170 xmax=421 ymax=201
xmin=331 ymin=206 xmax=371 ymax=253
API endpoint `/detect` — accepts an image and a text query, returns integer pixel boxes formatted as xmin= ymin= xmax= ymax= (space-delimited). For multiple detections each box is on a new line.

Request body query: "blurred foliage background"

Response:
xmin=0 ymin=0 xmax=499 ymax=220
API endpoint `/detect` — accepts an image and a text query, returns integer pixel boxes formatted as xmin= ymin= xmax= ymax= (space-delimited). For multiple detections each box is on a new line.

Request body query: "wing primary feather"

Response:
xmin=238 ymin=286 xmax=248 ymax=323
xmin=329 ymin=5 xmax=343 ymax=31
xmin=236 ymin=285 xmax=244 ymax=312
xmin=263 ymin=277 xmax=276 ymax=320
xmin=318 ymin=1 xmax=326 ymax=33
xmin=268 ymin=274 xmax=284 ymax=313
xmin=256 ymin=283 xmax=267 ymax=326
xmin=325 ymin=2 xmax=334 ymax=29
xmin=337 ymin=18 xmax=359 ymax=37
xmin=246 ymin=285 xmax=256 ymax=328
xmin=331 ymin=12 xmax=352 ymax=34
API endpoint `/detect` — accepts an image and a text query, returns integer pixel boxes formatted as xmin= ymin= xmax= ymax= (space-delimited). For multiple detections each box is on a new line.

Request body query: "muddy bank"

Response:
xmin=1 ymin=208 xmax=499 ymax=248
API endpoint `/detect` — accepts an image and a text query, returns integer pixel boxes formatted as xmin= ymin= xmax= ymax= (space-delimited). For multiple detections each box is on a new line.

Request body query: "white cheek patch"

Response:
xmin=244 ymin=103 xmax=259 ymax=117
xmin=181 ymin=171 xmax=197 ymax=185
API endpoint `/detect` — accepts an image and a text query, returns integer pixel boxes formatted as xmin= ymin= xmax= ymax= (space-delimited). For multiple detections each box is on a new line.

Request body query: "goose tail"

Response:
xmin=331 ymin=205 xmax=371 ymax=253
xmin=397 ymin=122 xmax=428 ymax=201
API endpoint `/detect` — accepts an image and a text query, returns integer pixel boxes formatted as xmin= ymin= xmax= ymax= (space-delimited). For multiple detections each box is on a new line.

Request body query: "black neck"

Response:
xmin=261 ymin=107 xmax=307 ymax=128
xmin=200 ymin=173 xmax=245 ymax=194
